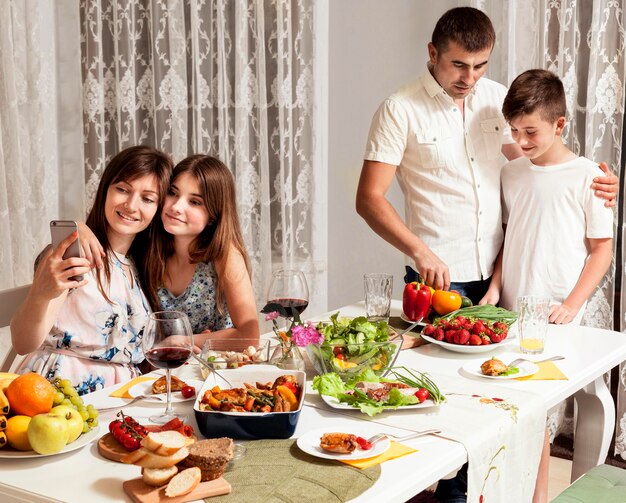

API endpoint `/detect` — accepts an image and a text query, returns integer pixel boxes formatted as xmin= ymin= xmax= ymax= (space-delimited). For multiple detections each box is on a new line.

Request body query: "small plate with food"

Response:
xmin=128 ymin=376 xmax=203 ymax=403
xmin=297 ymin=428 xmax=391 ymax=460
xmin=462 ymin=357 xmax=539 ymax=380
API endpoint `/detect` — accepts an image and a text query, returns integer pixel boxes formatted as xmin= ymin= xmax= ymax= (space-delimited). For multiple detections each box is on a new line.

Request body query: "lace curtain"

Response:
xmin=0 ymin=0 xmax=84 ymax=291
xmin=468 ymin=0 xmax=626 ymax=457
xmin=79 ymin=0 xmax=326 ymax=316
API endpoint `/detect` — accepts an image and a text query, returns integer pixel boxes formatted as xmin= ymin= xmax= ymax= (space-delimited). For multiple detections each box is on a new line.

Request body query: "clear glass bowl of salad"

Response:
xmin=306 ymin=313 xmax=403 ymax=380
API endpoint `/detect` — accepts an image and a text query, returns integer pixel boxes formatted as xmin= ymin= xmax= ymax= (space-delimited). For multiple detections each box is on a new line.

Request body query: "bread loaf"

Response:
xmin=177 ymin=438 xmax=233 ymax=481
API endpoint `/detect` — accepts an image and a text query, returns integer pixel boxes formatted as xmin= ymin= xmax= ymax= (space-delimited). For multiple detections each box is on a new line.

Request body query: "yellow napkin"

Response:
xmin=516 ymin=361 xmax=568 ymax=381
xmin=109 ymin=376 xmax=156 ymax=398
xmin=340 ymin=441 xmax=417 ymax=469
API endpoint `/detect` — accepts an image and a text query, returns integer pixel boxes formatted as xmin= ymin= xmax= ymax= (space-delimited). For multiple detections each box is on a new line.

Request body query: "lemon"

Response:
xmin=5 ymin=415 xmax=32 ymax=451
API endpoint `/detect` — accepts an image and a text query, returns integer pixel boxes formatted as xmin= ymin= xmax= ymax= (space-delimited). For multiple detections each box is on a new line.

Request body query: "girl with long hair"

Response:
xmin=141 ymin=154 xmax=258 ymax=345
xmin=11 ymin=146 xmax=173 ymax=394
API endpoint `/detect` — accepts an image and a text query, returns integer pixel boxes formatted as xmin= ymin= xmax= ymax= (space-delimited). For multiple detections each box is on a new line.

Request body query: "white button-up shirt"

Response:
xmin=364 ymin=69 xmax=515 ymax=282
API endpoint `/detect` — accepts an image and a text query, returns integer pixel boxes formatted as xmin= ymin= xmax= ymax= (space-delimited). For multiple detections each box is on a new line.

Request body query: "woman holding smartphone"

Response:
xmin=10 ymin=146 xmax=173 ymax=395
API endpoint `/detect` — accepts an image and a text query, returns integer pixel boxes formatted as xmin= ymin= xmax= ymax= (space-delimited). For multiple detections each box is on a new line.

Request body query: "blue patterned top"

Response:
xmin=158 ymin=262 xmax=233 ymax=334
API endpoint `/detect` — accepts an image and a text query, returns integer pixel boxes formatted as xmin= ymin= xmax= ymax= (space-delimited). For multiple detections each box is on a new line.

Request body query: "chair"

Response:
xmin=0 ymin=284 xmax=31 ymax=372
xmin=552 ymin=464 xmax=626 ymax=502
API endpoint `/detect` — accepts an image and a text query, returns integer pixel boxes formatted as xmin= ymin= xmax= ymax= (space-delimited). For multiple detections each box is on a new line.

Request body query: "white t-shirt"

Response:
xmin=364 ymin=69 xmax=515 ymax=282
xmin=500 ymin=156 xmax=614 ymax=315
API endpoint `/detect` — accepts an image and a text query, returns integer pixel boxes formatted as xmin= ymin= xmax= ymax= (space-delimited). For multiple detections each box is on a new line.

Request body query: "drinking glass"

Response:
xmin=364 ymin=273 xmax=393 ymax=322
xmin=517 ymin=296 xmax=550 ymax=354
xmin=142 ymin=311 xmax=193 ymax=423
xmin=266 ymin=270 xmax=309 ymax=318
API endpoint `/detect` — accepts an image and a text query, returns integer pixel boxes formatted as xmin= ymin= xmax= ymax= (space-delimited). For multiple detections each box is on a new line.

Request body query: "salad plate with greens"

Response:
xmin=312 ymin=368 xmax=446 ymax=416
xmin=307 ymin=313 xmax=402 ymax=380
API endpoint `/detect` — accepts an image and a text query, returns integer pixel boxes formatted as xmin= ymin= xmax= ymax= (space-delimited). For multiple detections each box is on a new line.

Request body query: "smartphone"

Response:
xmin=50 ymin=220 xmax=84 ymax=281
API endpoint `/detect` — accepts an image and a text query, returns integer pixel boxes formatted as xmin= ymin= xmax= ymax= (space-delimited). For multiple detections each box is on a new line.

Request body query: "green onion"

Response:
xmin=438 ymin=305 xmax=518 ymax=327
xmin=388 ymin=367 xmax=446 ymax=404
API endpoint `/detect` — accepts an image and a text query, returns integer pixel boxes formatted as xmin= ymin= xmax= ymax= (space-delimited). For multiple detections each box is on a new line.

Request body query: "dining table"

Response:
xmin=1 ymin=299 xmax=626 ymax=502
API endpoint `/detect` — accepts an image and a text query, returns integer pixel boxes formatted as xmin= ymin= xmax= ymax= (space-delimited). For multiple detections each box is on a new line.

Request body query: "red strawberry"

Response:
xmin=456 ymin=329 xmax=470 ymax=345
xmin=469 ymin=334 xmax=482 ymax=345
xmin=423 ymin=324 xmax=436 ymax=336
xmin=434 ymin=327 xmax=445 ymax=341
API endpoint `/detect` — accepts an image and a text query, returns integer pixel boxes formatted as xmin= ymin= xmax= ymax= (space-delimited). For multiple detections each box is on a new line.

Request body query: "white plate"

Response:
xmin=297 ymin=427 xmax=391 ymax=460
xmin=0 ymin=425 xmax=100 ymax=459
xmin=420 ymin=332 xmax=517 ymax=354
xmin=128 ymin=378 xmax=204 ymax=403
xmin=399 ymin=312 xmax=428 ymax=326
xmin=320 ymin=392 xmax=438 ymax=411
xmin=462 ymin=359 xmax=539 ymax=379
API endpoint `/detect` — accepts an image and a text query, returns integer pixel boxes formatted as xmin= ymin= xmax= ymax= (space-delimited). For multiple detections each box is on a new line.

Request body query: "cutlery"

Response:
xmin=98 ymin=394 xmax=164 ymax=412
xmin=366 ymin=428 xmax=441 ymax=445
xmin=507 ymin=355 xmax=565 ymax=368
xmin=190 ymin=351 xmax=234 ymax=387
xmin=397 ymin=319 xmax=423 ymax=337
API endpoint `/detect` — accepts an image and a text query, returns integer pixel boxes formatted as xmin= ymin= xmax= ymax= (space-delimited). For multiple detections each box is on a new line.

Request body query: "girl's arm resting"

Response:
xmin=553 ymin=237 xmax=613 ymax=323
xmin=200 ymin=246 xmax=259 ymax=346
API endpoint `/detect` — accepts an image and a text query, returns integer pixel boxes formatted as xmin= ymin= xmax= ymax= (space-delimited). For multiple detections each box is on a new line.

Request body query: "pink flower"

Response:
xmin=291 ymin=322 xmax=324 ymax=347
xmin=264 ymin=311 xmax=280 ymax=321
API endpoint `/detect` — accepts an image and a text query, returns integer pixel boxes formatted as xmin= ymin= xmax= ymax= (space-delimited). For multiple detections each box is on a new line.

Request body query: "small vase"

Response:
xmin=270 ymin=342 xmax=306 ymax=372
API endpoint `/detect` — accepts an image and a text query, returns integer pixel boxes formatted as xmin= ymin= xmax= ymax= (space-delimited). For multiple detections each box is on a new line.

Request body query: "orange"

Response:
xmin=5 ymin=415 xmax=32 ymax=451
xmin=431 ymin=290 xmax=462 ymax=315
xmin=5 ymin=373 xmax=55 ymax=417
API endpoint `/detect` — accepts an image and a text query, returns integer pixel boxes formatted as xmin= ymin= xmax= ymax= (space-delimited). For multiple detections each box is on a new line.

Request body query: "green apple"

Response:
xmin=50 ymin=405 xmax=84 ymax=443
xmin=27 ymin=413 xmax=70 ymax=455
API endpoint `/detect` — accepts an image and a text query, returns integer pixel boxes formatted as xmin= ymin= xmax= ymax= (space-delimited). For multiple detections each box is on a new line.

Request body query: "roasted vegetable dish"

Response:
xmin=198 ymin=375 xmax=301 ymax=413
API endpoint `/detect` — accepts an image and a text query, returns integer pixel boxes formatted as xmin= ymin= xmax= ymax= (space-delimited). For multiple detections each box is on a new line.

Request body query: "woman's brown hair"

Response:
xmin=143 ymin=155 xmax=251 ymax=312
xmin=86 ymin=145 xmax=173 ymax=302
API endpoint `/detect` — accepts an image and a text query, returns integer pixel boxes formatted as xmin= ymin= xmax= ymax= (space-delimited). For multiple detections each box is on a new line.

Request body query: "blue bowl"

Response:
xmin=193 ymin=364 xmax=306 ymax=440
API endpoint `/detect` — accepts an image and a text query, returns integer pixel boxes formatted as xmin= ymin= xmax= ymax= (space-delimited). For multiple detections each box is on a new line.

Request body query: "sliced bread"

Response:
xmin=164 ymin=467 xmax=201 ymax=497
xmin=181 ymin=438 xmax=233 ymax=470
xmin=141 ymin=431 xmax=188 ymax=456
xmin=142 ymin=465 xmax=178 ymax=487
xmin=124 ymin=446 xmax=190 ymax=468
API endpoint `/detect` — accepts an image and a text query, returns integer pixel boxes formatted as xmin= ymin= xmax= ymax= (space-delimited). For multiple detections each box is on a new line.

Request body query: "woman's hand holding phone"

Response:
xmin=33 ymin=232 xmax=91 ymax=299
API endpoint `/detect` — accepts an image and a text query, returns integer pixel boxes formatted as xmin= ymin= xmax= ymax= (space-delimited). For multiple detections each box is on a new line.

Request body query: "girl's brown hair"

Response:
xmin=143 ymin=155 xmax=251 ymax=312
xmin=86 ymin=146 xmax=173 ymax=302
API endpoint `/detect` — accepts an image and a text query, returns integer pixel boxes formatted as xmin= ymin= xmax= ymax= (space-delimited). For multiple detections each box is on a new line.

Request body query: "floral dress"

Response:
xmin=18 ymin=254 xmax=150 ymax=395
xmin=158 ymin=262 xmax=233 ymax=334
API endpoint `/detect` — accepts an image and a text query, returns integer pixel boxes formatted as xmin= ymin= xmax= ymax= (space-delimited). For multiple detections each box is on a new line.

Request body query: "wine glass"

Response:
xmin=266 ymin=269 xmax=309 ymax=318
xmin=142 ymin=311 xmax=193 ymax=424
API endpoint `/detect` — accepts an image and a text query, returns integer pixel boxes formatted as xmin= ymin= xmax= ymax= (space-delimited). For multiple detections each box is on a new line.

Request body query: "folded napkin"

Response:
xmin=516 ymin=361 xmax=568 ymax=381
xmin=340 ymin=441 xmax=417 ymax=469
xmin=109 ymin=376 xmax=155 ymax=398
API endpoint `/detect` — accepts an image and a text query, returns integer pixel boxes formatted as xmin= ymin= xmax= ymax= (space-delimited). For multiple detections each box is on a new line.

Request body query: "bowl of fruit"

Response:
xmin=306 ymin=313 xmax=403 ymax=381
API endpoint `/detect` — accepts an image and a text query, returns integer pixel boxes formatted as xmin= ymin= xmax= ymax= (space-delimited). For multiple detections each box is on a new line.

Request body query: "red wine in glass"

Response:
xmin=142 ymin=311 xmax=193 ymax=424
xmin=267 ymin=270 xmax=309 ymax=318
xmin=145 ymin=347 xmax=192 ymax=369
xmin=268 ymin=298 xmax=309 ymax=315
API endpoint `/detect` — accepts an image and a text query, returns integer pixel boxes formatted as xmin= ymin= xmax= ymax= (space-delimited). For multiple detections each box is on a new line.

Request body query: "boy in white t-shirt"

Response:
xmin=482 ymin=69 xmax=613 ymax=325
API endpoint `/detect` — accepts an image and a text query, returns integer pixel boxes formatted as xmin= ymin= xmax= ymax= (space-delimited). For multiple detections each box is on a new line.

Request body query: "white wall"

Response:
xmin=327 ymin=1 xmax=457 ymax=310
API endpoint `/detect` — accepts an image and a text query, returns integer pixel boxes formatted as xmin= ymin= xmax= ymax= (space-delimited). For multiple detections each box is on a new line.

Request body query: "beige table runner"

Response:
xmin=307 ymin=373 xmax=546 ymax=503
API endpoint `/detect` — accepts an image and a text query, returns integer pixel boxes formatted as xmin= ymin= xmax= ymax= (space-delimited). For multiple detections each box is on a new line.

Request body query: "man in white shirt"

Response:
xmin=356 ymin=7 xmax=617 ymax=304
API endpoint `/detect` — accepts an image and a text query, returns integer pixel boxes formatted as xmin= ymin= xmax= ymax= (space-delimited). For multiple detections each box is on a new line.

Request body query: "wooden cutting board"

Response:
xmin=98 ymin=433 xmax=128 ymax=462
xmin=123 ymin=477 xmax=231 ymax=503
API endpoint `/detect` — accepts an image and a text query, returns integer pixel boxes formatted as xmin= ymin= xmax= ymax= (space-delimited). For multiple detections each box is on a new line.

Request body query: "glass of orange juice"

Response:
xmin=517 ymin=296 xmax=550 ymax=354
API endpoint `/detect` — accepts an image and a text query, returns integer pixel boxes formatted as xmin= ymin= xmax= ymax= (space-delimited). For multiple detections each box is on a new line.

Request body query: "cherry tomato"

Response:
xmin=356 ymin=436 xmax=373 ymax=450
xmin=333 ymin=347 xmax=344 ymax=356
xmin=335 ymin=353 xmax=347 ymax=361
xmin=415 ymin=388 xmax=430 ymax=403
xmin=181 ymin=385 xmax=196 ymax=399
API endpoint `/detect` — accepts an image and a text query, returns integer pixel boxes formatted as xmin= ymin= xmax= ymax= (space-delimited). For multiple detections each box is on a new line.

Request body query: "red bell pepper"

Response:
xmin=402 ymin=282 xmax=432 ymax=321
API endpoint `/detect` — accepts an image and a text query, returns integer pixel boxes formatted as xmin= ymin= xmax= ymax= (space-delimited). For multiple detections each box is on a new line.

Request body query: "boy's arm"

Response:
xmin=480 ymin=242 xmax=504 ymax=306
xmin=549 ymin=237 xmax=613 ymax=324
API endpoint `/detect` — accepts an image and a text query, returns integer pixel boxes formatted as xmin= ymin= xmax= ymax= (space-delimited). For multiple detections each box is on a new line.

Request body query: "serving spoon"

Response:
xmin=190 ymin=351 xmax=234 ymax=387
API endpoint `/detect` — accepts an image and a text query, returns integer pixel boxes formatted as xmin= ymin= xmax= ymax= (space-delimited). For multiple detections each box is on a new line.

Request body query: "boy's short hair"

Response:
xmin=502 ymin=69 xmax=567 ymax=123
xmin=432 ymin=7 xmax=495 ymax=53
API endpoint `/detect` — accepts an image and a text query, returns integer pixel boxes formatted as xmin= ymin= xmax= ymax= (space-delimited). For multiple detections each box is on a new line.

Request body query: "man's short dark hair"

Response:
xmin=432 ymin=7 xmax=495 ymax=53
xmin=502 ymin=69 xmax=567 ymax=123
